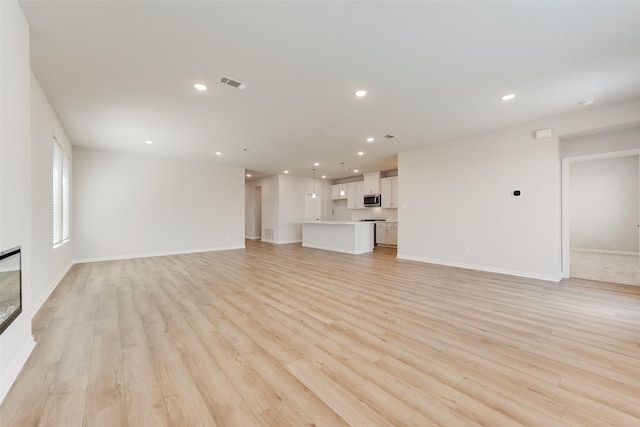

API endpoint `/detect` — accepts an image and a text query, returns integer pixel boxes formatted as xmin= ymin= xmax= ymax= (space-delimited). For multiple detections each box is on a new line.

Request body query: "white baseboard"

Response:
xmin=0 ymin=336 xmax=36 ymax=404
xmin=245 ymin=236 xmax=261 ymax=240
xmin=31 ymin=261 xmax=73 ymax=319
xmin=74 ymin=245 xmax=246 ymax=264
xmin=571 ymin=248 xmax=639 ymax=256
xmin=396 ymin=254 xmax=563 ymax=283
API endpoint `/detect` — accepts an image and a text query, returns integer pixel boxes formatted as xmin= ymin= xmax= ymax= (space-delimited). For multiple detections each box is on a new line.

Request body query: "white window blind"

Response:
xmin=53 ymin=140 xmax=70 ymax=247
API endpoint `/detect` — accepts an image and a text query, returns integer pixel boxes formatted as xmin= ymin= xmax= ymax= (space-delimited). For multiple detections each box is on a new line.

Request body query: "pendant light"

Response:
xmin=339 ymin=162 xmax=346 ymax=197
xmin=312 ymin=168 xmax=317 ymax=198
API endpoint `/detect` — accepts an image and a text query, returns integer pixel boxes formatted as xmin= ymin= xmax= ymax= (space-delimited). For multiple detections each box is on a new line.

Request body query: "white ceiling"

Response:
xmin=20 ymin=1 xmax=640 ymax=180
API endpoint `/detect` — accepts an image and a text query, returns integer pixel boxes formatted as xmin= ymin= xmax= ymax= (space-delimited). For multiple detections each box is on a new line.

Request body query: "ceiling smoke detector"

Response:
xmin=220 ymin=76 xmax=248 ymax=90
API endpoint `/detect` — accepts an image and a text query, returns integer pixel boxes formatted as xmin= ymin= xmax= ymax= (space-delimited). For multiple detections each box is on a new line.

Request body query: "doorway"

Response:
xmin=254 ymin=187 xmax=262 ymax=239
xmin=562 ymin=150 xmax=640 ymax=285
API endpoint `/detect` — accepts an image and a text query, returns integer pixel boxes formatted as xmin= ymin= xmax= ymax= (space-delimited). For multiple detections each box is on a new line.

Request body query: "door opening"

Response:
xmin=563 ymin=151 xmax=640 ymax=285
xmin=255 ymin=186 xmax=262 ymax=239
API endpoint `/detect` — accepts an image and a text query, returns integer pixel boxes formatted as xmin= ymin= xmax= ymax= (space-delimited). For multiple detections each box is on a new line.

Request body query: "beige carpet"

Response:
xmin=570 ymin=250 xmax=640 ymax=286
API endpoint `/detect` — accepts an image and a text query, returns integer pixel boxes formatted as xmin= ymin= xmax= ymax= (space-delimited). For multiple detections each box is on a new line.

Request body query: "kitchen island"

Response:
xmin=301 ymin=221 xmax=374 ymax=254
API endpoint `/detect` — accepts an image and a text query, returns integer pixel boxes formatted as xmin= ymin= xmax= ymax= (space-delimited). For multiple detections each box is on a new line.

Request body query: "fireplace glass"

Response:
xmin=0 ymin=247 xmax=21 ymax=335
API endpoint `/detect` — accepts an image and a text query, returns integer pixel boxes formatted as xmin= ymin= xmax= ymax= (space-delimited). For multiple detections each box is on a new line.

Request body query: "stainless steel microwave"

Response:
xmin=364 ymin=194 xmax=381 ymax=207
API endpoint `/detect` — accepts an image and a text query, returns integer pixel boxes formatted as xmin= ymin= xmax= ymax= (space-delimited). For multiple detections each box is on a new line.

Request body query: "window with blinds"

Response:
xmin=53 ymin=141 xmax=70 ymax=247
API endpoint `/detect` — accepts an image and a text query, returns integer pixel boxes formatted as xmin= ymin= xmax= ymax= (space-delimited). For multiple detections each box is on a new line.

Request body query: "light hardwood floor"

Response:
xmin=2 ymin=240 xmax=640 ymax=426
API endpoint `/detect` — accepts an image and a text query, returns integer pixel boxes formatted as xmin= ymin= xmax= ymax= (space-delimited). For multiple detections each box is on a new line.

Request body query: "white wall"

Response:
xmin=0 ymin=0 xmax=34 ymax=402
xmin=398 ymin=98 xmax=640 ymax=281
xmin=30 ymin=73 xmax=74 ymax=313
xmin=570 ymin=156 xmax=639 ymax=253
xmin=245 ymin=174 xmax=330 ymax=243
xmin=561 ymin=125 xmax=640 ymax=158
xmin=279 ymin=174 xmax=318 ymax=243
xmin=73 ymin=147 xmax=245 ymax=261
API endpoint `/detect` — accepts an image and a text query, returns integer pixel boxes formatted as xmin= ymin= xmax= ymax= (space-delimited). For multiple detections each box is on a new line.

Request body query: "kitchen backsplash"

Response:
xmin=352 ymin=207 xmax=398 ymax=222
xmin=329 ymin=203 xmax=398 ymax=222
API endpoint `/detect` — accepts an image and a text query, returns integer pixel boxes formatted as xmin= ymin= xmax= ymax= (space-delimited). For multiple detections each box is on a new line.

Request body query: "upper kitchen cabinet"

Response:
xmin=363 ymin=172 xmax=380 ymax=195
xmin=331 ymin=184 xmax=347 ymax=200
xmin=381 ymin=177 xmax=398 ymax=208
xmin=347 ymin=181 xmax=364 ymax=209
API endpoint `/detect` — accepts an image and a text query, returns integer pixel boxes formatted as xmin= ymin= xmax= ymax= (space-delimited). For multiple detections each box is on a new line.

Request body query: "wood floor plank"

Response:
xmin=2 ymin=240 xmax=640 ymax=426
xmin=122 ymin=344 xmax=172 ymax=426
xmin=195 ymin=372 xmax=262 ymax=427
xmin=155 ymin=356 xmax=218 ymax=426
xmin=236 ymin=342 xmax=350 ymax=427
xmin=286 ymin=358 xmax=394 ymax=426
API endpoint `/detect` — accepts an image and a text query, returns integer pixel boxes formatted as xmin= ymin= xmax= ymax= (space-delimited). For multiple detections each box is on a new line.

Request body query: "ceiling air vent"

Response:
xmin=220 ymin=76 xmax=248 ymax=90
xmin=384 ymin=134 xmax=395 ymax=139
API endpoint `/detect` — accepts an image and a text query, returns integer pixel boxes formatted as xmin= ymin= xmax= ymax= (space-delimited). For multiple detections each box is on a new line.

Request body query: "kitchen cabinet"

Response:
xmin=380 ymin=177 xmax=398 ymax=208
xmin=331 ymin=184 xmax=347 ymax=200
xmin=347 ymin=181 xmax=364 ymax=209
xmin=363 ymin=172 xmax=380 ymax=195
xmin=301 ymin=221 xmax=374 ymax=254
xmin=376 ymin=222 xmax=398 ymax=246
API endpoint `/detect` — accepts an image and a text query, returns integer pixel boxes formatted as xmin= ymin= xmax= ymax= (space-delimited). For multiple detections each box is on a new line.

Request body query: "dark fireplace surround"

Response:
xmin=0 ymin=246 xmax=22 ymax=335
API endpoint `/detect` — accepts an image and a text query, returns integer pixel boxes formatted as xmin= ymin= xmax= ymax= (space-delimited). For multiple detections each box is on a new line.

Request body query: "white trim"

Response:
xmin=259 ymin=239 xmax=302 ymax=245
xmin=245 ymin=236 xmax=261 ymax=240
xmin=561 ymin=147 xmax=640 ymax=279
xmin=397 ymin=254 xmax=563 ymax=283
xmin=73 ymin=245 xmax=245 ymax=264
xmin=31 ymin=261 xmax=73 ymax=318
xmin=0 ymin=336 xmax=36 ymax=404
xmin=562 ymin=147 xmax=640 ymax=164
xmin=571 ymin=248 xmax=639 ymax=256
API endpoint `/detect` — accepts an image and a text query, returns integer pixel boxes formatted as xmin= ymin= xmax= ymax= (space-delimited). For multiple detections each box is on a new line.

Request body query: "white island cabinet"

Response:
xmin=301 ymin=221 xmax=374 ymax=254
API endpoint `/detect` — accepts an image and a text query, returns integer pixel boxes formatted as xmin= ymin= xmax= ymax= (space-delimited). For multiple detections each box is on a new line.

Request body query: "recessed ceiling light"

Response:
xmin=284 ymin=170 xmax=289 ymax=174
xmin=354 ymin=169 xmax=359 ymax=173
xmin=246 ymin=174 xmax=251 ymax=178
xmin=366 ymin=137 xmax=374 ymax=142
xmin=578 ymin=98 xmax=596 ymax=106
xmin=144 ymin=140 xmax=153 ymax=145
xmin=322 ymin=175 xmax=326 ymax=179
xmin=501 ymin=93 xmax=516 ymax=101
xmin=194 ymin=83 xmax=208 ymax=91
xmin=314 ymin=162 xmax=320 ymax=166
xmin=355 ymin=90 xmax=367 ymax=97
xmin=357 ymin=151 xmax=364 ymax=156
xmin=215 ymin=151 xmax=222 ymax=156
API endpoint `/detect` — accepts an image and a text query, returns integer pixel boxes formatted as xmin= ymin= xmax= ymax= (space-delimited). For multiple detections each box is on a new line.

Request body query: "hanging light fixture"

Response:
xmin=312 ymin=168 xmax=317 ymax=198
xmin=339 ymin=162 xmax=345 ymax=197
